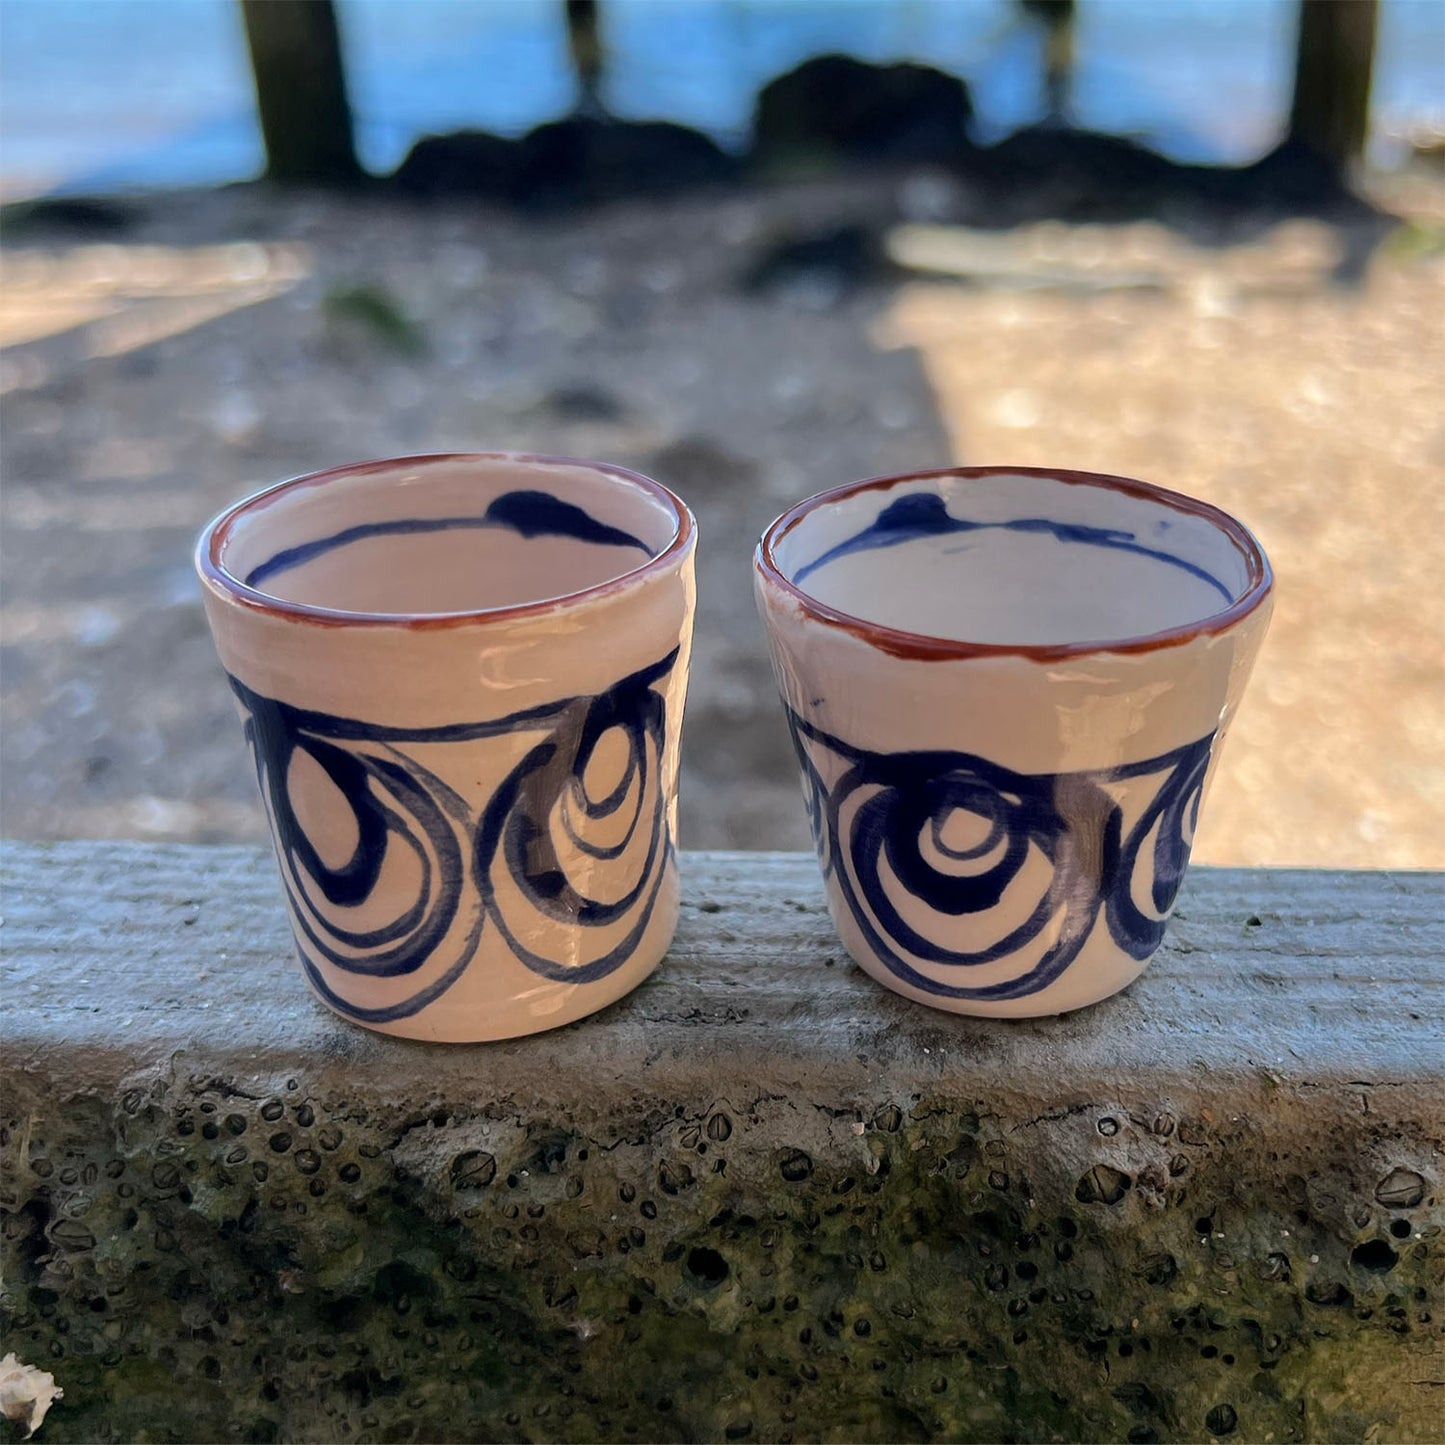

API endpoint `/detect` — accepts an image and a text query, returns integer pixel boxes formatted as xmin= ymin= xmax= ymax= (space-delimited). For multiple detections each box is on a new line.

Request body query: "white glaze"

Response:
xmin=198 ymin=454 xmax=696 ymax=1042
xmin=755 ymin=467 xmax=1273 ymax=1019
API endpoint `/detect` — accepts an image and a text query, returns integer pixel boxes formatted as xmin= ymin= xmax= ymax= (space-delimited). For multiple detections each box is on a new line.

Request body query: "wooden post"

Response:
xmin=240 ymin=0 xmax=361 ymax=184
xmin=1288 ymin=0 xmax=1379 ymax=168
xmin=565 ymin=0 xmax=605 ymax=117
xmin=1020 ymin=0 xmax=1076 ymax=123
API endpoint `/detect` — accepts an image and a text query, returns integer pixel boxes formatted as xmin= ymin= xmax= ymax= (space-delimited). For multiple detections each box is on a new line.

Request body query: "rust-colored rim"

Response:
xmin=197 ymin=452 xmax=695 ymax=629
xmin=755 ymin=465 xmax=1274 ymax=662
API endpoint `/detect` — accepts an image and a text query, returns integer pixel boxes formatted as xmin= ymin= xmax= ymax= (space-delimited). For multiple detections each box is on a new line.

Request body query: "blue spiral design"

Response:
xmin=786 ymin=709 xmax=1214 ymax=1002
xmin=474 ymin=655 xmax=675 ymax=985
xmin=230 ymin=649 xmax=679 ymax=1023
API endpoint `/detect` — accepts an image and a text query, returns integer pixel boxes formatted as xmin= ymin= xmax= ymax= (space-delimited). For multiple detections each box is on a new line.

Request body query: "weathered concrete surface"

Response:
xmin=1 ymin=841 xmax=1441 ymax=1443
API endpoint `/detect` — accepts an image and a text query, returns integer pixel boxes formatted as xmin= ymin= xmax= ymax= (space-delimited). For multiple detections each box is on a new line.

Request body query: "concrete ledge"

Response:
xmin=1 ymin=841 xmax=1441 ymax=1443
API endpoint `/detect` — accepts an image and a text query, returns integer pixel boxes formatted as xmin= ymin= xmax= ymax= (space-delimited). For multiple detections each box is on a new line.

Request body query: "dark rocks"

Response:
xmin=956 ymin=126 xmax=1387 ymax=234
xmin=392 ymin=129 xmax=520 ymax=199
xmin=392 ymin=117 xmax=736 ymax=208
xmin=1239 ymin=136 xmax=1372 ymax=214
xmin=388 ymin=62 xmax=1384 ymax=244
xmin=517 ymin=116 xmax=737 ymax=207
xmin=753 ymin=54 xmax=973 ymax=167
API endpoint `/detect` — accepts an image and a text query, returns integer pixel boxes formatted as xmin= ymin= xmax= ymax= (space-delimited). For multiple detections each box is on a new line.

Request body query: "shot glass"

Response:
xmin=197 ymin=452 xmax=696 ymax=1042
xmin=754 ymin=465 xmax=1273 ymax=1018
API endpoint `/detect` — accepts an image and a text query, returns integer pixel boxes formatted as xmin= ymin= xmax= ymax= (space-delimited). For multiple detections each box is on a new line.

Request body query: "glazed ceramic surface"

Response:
xmin=755 ymin=466 xmax=1273 ymax=1018
xmin=197 ymin=453 xmax=696 ymax=1042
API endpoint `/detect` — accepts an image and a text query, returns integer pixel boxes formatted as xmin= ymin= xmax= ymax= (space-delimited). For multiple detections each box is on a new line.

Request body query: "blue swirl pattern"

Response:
xmin=231 ymin=650 xmax=678 ymax=1023
xmin=786 ymin=709 xmax=1214 ymax=1002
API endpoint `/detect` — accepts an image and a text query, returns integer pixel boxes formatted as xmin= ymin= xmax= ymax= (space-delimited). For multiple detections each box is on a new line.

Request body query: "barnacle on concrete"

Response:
xmin=1 ymin=1075 xmax=1439 ymax=1443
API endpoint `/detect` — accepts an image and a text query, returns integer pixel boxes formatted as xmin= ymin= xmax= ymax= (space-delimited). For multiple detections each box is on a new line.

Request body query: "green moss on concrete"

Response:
xmin=1 ymin=1079 xmax=1439 ymax=1443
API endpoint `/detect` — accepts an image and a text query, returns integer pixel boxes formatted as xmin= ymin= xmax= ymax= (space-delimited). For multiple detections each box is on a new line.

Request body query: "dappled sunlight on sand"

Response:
xmin=875 ymin=223 xmax=1445 ymax=868
xmin=0 ymin=183 xmax=1440 ymax=867
xmin=0 ymin=241 xmax=309 ymax=370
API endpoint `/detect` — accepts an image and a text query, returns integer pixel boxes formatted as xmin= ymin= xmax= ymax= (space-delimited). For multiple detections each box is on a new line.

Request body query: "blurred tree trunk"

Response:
xmin=1020 ymin=0 xmax=1075 ymax=124
xmin=565 ymin=0 xmax=605 ymax=117
xmin=1288 ymin=0 xmax=1378 ymax=168
xmin=241 ymin=0 xmax=361 ymax=184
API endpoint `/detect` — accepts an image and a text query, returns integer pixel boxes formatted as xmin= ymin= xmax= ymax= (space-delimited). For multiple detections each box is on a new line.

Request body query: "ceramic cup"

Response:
xmin=755 ymin=465 xmax=1273 ymax=1018
xmin=197 ymin=453 xmax=696 ymax=1042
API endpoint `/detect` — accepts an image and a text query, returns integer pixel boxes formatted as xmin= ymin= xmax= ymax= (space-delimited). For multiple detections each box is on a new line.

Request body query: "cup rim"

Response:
xmin=196 ymin=451 xmax=695 ymax=629
xmin=755 ymin=464 xmax=1274 ymax=662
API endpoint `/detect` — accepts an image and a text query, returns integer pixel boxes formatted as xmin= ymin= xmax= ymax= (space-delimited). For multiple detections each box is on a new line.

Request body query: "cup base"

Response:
xmin=845 ymin=945 xmax=1150 ymax=1018
xmin=298 ymin=934 xmax=672 ymax=1043
xmin=824 ymin=891 xmax=1153 ymax=1019
xmin=293 ymin=871 xmax=681 ymax=1043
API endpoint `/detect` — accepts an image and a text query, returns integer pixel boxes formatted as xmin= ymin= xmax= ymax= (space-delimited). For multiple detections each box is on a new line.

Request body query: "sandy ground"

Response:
xmin=1 ymin=171 xmax=1442 ymax=868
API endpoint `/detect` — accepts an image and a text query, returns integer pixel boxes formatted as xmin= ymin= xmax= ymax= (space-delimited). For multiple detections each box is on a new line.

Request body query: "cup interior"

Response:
xmin=211 ymin=454 xmax=683 ymax=617
xmin=767 ymin=469 xmax=1262 ymax=648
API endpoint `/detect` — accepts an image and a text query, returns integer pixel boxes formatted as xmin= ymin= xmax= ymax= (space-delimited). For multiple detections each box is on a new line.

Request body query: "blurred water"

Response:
xmin=0 ymin=0 xmax=1440 ymax=197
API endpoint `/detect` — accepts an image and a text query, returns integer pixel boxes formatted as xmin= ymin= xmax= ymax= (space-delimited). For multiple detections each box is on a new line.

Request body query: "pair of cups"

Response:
xmin=196 ymin=452 xmax=1272 ymax=1042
